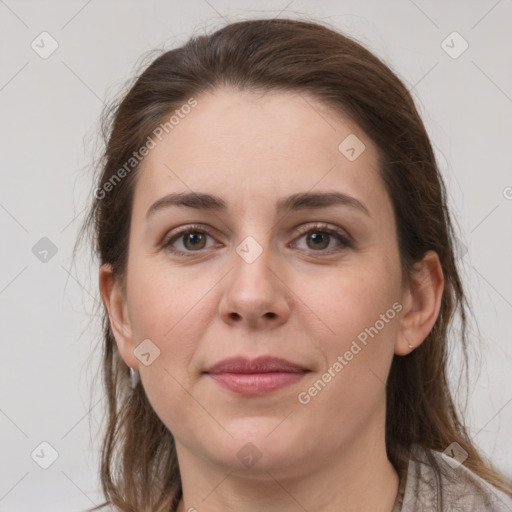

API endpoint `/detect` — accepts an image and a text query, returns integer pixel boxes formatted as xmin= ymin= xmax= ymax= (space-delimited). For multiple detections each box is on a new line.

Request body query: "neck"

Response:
xmin=175 ymin=421 xmax=399 ymax=512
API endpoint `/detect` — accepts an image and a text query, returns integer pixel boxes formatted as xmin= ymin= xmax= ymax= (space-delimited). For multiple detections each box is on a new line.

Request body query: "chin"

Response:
xmin=206 ymin=418 xmax=309 ymax=474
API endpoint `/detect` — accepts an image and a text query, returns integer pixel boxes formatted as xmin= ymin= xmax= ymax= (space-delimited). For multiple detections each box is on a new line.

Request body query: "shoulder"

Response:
xmin=399 ymin=443 xmax=512 ymax=512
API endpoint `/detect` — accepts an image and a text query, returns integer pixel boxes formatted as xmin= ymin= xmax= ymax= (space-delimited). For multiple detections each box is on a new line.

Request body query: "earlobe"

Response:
xmin=394 ymin=251 xmax=444 ymax=356
xmin=98 ymin=264 xmax=139 ymax=369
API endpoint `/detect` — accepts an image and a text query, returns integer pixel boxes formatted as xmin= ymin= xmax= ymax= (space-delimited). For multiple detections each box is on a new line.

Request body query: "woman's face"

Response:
xmin=109 ymin=87 xmax=409 ymax=477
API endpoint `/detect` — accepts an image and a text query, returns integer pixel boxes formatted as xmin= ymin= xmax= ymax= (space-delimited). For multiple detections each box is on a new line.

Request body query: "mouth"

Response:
xmin=203 ymin=355 xmax=310 ymax=396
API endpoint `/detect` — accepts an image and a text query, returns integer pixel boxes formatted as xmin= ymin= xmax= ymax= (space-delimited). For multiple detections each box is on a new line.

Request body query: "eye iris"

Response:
xmin=307 ymin=232 xmax=329 ymax=250
xmin=184 ymin=232 xmax=206 ymax=250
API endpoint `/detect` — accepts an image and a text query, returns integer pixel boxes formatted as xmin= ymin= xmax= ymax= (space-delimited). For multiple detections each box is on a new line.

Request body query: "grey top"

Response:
xmin=392 ymin=444 xmax=512 ymax=511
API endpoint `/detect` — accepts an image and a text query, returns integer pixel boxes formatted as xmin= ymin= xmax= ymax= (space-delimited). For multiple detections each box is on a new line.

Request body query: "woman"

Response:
xmin=78 ymin=17 xmax=512 ymax=512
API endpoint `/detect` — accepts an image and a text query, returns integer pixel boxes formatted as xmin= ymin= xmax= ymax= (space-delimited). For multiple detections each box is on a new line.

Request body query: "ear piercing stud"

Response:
xmin=129 ymin=367 xmax=140 ymax=388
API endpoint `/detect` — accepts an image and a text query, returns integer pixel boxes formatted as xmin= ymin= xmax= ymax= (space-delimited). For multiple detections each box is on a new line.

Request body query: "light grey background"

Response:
xmin=1 ymin=1 xmax=511 ymax=510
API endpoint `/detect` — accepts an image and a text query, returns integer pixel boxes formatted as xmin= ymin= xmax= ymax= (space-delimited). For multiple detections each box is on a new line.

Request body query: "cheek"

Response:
xmin=125 ymin=265 xmax=214 ymax=433
xmin=125 ymin=262 xmax=219 ymax=410
xmin=300 ymin=262 xmax=401 ymax=412
xmin=295 ymin=270 xmax=400 ymax=434
xmin=127 ymin=261 xmax=212 ymax=342
xmin=307 ymin=262 xmax=401 ymax=346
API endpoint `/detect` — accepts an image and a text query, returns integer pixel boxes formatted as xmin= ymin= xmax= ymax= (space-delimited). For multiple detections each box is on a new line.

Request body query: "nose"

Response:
xmin=218 ymin=241 xmax=291 ymax=330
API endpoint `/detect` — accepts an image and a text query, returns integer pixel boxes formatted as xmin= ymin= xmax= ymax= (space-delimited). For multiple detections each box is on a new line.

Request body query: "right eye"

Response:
xmin=161 ymin=224 xmax=220 ymax=256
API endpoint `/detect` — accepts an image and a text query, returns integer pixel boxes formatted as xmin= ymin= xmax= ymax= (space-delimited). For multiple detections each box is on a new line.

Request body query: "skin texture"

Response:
xmin=99 ymin=87 xmax=444 ymax=512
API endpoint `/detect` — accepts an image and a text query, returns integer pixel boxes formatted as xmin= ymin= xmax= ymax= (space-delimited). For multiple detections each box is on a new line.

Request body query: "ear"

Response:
xmin=395 ymin=250 xmax=444 ymax=356
xmin=98 ymin=263 xmax=139 ymax=370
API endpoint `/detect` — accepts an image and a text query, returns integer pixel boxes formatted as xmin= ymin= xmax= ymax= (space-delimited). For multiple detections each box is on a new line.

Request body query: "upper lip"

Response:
xmin=204 ymin=356 xmax=309 ymax=374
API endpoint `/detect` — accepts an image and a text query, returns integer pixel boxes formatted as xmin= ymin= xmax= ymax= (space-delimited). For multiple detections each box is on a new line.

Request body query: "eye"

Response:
xmin=291 ymin=223 xmax=352 ymax=253
xmin=162 ymin=224 xmax=218 ymax=256
xmin=161 ymin=222 xmax=352 ymax=257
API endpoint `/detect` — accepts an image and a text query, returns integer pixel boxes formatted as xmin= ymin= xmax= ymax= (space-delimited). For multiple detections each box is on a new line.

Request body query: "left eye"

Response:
xmin=292 ymin=226 xmax=351 ymax=252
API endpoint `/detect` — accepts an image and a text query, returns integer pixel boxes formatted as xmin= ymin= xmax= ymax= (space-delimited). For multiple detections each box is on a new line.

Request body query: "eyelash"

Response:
xmin=161 ymin=222 xmax=352 ymax=257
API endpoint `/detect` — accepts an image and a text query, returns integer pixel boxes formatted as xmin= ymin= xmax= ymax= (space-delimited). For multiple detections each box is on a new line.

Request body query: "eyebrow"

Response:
xmin=145 ymin=191 xmax=370 ymax=220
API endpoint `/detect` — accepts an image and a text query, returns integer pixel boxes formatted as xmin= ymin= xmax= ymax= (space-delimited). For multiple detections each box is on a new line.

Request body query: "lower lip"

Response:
xmin=207 ymin=372 xmax=307 ymax=395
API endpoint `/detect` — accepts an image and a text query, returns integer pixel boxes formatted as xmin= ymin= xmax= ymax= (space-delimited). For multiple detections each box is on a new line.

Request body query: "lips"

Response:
xmin=204 ymin=355 xmax=308 ymax=374
xmin=203 ymin=356 xmax=310 ymax=396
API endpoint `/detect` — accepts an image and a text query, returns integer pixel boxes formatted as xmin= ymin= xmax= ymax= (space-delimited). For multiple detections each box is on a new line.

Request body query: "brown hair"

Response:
xmin=77 ymin=16 xmax=512 ymax=512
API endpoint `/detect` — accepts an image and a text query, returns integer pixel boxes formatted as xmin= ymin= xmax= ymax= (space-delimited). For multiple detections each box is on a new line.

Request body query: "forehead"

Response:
xmin=133 ymin=87 xmax=385 ymax=216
